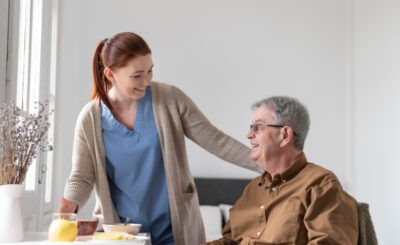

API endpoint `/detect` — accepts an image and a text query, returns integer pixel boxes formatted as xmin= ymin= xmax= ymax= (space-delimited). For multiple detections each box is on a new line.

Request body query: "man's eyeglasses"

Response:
xmin=249 ymin=123 xmax=284 ymax=133
xmin=249 ymin=123 xmax=297 ymax=136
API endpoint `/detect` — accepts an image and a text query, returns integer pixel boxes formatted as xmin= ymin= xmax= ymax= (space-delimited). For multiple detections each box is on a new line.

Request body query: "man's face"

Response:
xmin=247 ymin=105 xmax=282 ymax=166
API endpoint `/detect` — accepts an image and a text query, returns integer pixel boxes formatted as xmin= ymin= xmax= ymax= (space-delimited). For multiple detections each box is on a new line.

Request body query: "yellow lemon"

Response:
xmin=48 ymin=218 xmax=78 ymax=241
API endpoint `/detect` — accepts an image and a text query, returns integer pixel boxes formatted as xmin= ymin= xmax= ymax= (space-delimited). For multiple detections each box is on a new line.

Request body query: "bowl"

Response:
xmin=52 ymin=213 xmax=77 ymax=221
xmin=102 ymin=223 xmax=142 ymax=235
xmin=77 ymin=217 xmax=99 ymax=236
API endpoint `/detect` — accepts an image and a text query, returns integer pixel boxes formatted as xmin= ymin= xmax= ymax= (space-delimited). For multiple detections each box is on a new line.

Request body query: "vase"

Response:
xmin=0 ymin=184 xmax=24 ymax=242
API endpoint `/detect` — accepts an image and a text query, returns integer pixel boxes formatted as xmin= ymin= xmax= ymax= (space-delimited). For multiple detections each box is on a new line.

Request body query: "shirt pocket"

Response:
xmin=252 ymin=242 xmax=293 ymax=245
xmin=263 ymin=200 xmax=301 ymax=244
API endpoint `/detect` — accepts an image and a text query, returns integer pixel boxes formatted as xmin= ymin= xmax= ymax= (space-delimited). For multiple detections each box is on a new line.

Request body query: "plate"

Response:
xmin=85 ymin=232 xmax=150 ymax=243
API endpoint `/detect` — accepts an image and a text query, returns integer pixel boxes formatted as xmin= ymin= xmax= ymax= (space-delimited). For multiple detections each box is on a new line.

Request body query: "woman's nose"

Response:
xmin=143 ymin=74 xmax=152 ymax=85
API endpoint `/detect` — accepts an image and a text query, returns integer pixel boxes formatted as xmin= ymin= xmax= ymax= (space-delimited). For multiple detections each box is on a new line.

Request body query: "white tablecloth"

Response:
xmin=1 ymin=232 xmax=151 ymax=245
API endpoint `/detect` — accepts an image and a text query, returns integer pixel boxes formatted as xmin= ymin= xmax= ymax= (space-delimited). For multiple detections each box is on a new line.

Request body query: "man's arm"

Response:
xmin=202 ymin=221 xmax=238 ymax=245
xmin=305 ymin=177 xmax=358 ymax=244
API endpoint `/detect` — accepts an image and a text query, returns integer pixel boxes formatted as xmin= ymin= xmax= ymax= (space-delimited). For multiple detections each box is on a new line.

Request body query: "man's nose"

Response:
xmin=247 ymin=130 xmax=254 ymax=139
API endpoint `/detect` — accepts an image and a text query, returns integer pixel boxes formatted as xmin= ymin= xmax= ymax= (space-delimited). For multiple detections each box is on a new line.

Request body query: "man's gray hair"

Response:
xmin=252 ymin=96 xmax=310 ymax=150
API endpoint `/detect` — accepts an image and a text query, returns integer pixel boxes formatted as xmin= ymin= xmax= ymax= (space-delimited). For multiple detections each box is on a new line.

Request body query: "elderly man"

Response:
xmin=204 ymin=96 xmax=358 ymax=245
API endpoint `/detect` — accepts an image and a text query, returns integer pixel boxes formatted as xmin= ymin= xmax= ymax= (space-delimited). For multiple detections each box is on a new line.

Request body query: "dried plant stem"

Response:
xmin=0 ymin=101 xmax=52 ymax=185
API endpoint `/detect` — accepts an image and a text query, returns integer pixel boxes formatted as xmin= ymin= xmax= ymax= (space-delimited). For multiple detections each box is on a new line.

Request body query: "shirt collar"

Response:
xmin=257 ymin=153 xmax=308 ymax=188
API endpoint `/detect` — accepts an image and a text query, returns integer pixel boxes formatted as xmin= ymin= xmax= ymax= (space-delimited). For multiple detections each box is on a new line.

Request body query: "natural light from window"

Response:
xmin=16 ymin=0 xmax=43 ymax=191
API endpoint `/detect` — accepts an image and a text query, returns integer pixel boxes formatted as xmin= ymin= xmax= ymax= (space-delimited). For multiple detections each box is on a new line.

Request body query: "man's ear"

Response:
xmin=280 ymin=126 xmax=294 ymax=147
xmin=104 ymin=67 xmax=114 ymax=82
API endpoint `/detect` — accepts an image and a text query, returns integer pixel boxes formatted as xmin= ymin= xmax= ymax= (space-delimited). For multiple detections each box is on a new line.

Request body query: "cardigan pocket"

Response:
xmin=182 ymin=182 xmax=197 ymax=208
xmin=183 ymin=182 xmax=195 ymax=194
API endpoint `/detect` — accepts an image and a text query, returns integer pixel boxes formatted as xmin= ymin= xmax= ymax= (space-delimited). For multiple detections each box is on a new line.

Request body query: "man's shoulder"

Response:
xmin=305 ymin=162 xmax=334 ymax=175
xmin=245 ymin=175 xmax=266 ymax=189
xmin=302 ymin=162 xmax=344 ymax=188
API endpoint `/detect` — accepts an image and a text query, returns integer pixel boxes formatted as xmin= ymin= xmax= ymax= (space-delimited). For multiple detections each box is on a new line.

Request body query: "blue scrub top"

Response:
xmin=101 ymin=87 xmax=174 ymax=245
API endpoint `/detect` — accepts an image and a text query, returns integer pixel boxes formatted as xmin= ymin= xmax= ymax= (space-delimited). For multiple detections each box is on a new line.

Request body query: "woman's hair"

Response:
xmin=252 ymin=96 xmax=310 ymax=151
xmin=91 ymin=32 xmax=152 ymax=109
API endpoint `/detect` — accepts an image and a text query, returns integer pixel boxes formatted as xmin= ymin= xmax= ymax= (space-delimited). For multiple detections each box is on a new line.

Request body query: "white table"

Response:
xmin=3 ymin=232 xmax=151 ymax=244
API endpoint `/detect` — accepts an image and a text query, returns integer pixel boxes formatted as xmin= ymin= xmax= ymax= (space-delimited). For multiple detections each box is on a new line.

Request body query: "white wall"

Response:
xmin=53 ymin=0 xmax=398 ymax=243
xmin=353 ymin=1 xmax=400 ymax=244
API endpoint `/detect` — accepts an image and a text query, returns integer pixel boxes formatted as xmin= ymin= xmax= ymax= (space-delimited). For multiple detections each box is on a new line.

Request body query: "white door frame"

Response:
xmin=4 ymin=0 xmax=58 ymax=232
xmin=0 ymin=0 xmax=9 ymax=102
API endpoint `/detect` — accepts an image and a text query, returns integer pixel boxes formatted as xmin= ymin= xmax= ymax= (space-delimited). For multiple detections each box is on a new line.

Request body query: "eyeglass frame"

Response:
xmin=249 ymin=122 xmax=297 ymax=136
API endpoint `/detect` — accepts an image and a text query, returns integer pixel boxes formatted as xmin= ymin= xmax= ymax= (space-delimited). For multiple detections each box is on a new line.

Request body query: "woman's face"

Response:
xmin=106 ymin=54 xmax=153 ymax=100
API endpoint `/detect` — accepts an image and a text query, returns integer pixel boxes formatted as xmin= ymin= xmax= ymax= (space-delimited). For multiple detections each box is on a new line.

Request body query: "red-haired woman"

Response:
xmin=58 ymin=32 xmax=259 ymax=245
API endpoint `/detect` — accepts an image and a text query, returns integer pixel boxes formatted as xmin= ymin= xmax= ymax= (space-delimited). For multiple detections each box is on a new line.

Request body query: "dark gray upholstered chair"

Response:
xmin=358 ymin=202 xmax=378 ymax=245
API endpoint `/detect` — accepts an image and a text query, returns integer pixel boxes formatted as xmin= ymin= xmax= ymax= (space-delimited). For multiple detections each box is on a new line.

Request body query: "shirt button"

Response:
xmin=260 ymin=205 xmax=265 ymax=209
xmin=256 ymin=231 xmax=261 ymax=236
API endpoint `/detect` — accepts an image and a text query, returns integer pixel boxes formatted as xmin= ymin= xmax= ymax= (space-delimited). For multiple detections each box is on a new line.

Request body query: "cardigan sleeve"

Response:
xmin=63 ymin=104 xmax=96 ymax=208
xmin=170 ymin=85 xmax=261 ymax=173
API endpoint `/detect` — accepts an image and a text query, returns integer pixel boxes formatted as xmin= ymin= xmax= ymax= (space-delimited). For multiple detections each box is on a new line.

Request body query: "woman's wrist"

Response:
xmin=59 ymin=197 xmax=78 ymax=213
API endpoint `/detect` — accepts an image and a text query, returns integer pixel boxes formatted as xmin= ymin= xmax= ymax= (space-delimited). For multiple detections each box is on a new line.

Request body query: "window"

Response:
xmin=4 ymin=0 xmax=58 ymax=231
xmin=17 ymin=0 xmax=41 ymax=191
xmin=0 ymin=1 xmax=8 ymax=102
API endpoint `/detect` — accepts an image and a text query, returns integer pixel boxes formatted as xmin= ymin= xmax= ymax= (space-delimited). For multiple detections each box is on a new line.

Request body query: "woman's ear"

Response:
xmin=103 ymin=67 xmax=114 ymax=83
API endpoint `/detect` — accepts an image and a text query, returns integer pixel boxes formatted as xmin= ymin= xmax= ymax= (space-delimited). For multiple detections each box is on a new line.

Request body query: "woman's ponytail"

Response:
xmin=91 ymin=39 xmax=112 ymax=109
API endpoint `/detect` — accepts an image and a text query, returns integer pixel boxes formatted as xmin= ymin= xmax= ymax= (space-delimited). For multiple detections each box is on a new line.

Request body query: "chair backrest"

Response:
xmin=357 ymin=202 xmax=379 ymax=245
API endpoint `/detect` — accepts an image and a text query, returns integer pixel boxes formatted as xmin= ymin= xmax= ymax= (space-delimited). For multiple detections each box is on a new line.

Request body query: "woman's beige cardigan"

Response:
xmin=64 ymin=82 xmax=259 ymax=245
